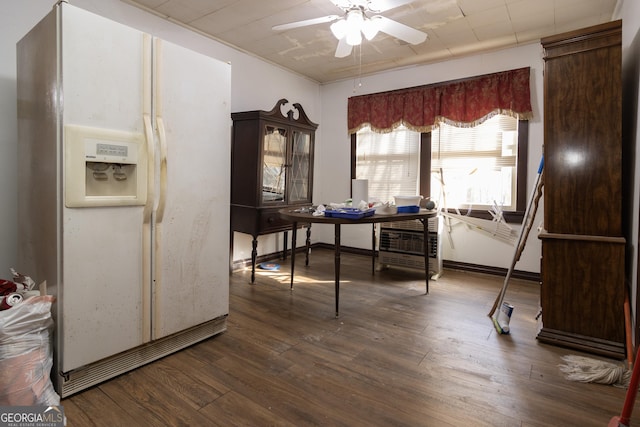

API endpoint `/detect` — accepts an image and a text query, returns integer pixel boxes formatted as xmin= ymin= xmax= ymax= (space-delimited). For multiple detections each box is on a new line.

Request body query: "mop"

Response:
xmin=488 ymin=156 xmax=544 ymax=334
xmin=559 ymin=355 xmax=631 ymax=387
xmin=559 ymin=290 xmax=634 ymax=389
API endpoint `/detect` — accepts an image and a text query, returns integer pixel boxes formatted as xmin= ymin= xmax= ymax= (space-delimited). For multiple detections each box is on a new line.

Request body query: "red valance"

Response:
xmin=347 ymin=67 xmax=533 ymax=134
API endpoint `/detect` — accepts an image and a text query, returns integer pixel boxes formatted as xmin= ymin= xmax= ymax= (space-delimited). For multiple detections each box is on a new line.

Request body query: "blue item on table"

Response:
xmin=324 ymin=208 xmax=376 ymax=219
xmin=397 ymin=205 xmax=420 ymax=213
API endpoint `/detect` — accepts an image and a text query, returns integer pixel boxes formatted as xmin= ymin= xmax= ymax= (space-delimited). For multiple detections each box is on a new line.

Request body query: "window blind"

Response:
xmin=431 ymin=115 xmax=518 ymax=209
xmin=431 ymin=115 xmax=517 ymax=170
xmin=356 ymin=125 xmax=420 ymax=204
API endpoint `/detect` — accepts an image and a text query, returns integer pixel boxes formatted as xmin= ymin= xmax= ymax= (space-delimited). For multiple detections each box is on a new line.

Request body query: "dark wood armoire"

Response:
xmin=230 ymin=99 xmax=317 ymax=282
xmin=537 ymin=20 xmax=626 ymax=359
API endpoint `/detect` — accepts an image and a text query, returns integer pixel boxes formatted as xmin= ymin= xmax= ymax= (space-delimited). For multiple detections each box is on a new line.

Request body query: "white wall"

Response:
xmin=319 ymin=43 xmax=545 ymax=273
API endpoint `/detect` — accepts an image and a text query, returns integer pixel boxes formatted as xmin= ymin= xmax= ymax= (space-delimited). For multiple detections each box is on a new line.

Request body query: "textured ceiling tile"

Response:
xmin=466 ymin=5 xmax=510 ymax=28
xmin=473 ymin=20 xmax=515 ymax=41
xmin=457 ymin=0 xmax=506 ymax=15
xmin=123 ymin=0 xmax=619 ymax=83
xmin=509 ymin=10 xmax=553 ymax=34
xmin=507 ymin=0 xmax=554 ymax=22
xmin=124 ymin=0 xmax=167 ymax=8
xmin=431 ymin=17 xmax=478 ymax=47
xmin=153 ymin=0 xmax=236 ymax=23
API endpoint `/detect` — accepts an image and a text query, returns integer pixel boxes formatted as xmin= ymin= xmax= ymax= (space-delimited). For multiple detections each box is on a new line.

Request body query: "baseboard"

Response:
xmin=231 ymin=243 xmax=540 ymax=283
xmin=537 ymin=327 xmax=626 ymax=360
xmin=442 ymin=259 xmax=540 ymax=282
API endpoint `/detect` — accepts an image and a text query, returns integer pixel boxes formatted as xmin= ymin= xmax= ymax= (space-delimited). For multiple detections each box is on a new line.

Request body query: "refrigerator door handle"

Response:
xmin=142 ymin=113 xmax=155 ymax=225
xmin=156 ymin=116 xmax=168 ymax=224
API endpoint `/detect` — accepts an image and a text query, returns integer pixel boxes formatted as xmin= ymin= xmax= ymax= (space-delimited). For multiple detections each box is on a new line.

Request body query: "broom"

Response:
xmin=488 ymin=156 xmax=544 ymax=333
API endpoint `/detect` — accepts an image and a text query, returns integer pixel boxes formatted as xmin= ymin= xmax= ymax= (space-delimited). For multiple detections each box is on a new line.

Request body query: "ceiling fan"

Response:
xmin=272 ymin=0 xmax=428 ymax=58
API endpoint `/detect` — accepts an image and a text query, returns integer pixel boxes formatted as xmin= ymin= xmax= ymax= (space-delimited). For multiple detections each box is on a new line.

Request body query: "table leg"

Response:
xmin=290 ymin=223 xmax=297 ymax=290
xmin=371 ymin=224 xmax=376 ymax=275
xmin=283 ymin=231 xmax=288 ymax=260
xmin=251 ymin=236 xmax=257 ymax=284
xmin=420 ymin=218 xmax=429 ymax=294
xmin=305 ymin=224 xmax=311 ymax=266
xmin=335 ymin=224 xmax=341 ymax=318
xmin=229 ymin=228 xmax=234 ymax=274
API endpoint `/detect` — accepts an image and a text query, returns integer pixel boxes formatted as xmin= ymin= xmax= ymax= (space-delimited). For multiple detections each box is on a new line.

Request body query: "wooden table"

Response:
xmin=279 ymin=208 xmax=437 ymax=317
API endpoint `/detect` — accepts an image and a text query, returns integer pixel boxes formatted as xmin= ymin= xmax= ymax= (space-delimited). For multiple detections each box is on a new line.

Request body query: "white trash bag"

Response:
xmin=0 ymin=294 xmax=60 ymax=405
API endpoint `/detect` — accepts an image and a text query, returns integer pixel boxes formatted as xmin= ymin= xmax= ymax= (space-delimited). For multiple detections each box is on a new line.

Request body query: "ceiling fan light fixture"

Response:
xmin=330 ymin=19 xmax=348 ymax=39
xmin=361 ymin=17 xmax=379 ymax=40
xmin=345 ymin=8 xmax=364 ymax=45
xmin=346 ymin=8 xmax=364 ymax=25
xmin=346 ymin=28 xmax=362 ymax=45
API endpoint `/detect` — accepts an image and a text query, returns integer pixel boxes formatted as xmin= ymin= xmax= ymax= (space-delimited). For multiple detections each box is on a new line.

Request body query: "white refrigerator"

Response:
xmin=17 ymin=3 xmax=231 ymax=397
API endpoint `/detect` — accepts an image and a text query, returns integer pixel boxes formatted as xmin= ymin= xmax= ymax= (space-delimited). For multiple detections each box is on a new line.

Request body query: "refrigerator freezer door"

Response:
xmin=151 ymin=39 xmax=231 ymax=339
xmin=64 ymin=124 xmax=148 ymax=207
xmin=60 ymin=5 xmax=147 ymax=372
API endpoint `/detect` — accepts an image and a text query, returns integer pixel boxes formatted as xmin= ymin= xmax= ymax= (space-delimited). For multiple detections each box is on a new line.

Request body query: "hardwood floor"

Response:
xmin=63 ymin=248 xmax=637 ymax=426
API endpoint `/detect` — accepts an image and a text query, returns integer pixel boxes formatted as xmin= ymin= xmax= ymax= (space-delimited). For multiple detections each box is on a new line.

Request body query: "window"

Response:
xmin=354 ymin=125 xmax=420 ymax=203
xmin=431 ymin=115 xmax=519 ymax=212
xmin=352 ymin=116 xmax=528 ymax=223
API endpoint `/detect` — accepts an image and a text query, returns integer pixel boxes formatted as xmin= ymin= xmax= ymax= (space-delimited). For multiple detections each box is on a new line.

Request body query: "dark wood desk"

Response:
xmin=279 ymin=208 xmax=437 ymax=317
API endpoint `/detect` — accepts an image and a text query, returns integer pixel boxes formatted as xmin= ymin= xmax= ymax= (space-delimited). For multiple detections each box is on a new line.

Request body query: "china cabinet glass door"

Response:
xmin=262 ymin=125 xmax=287 ymax=203
xmin=288 ymin=130 xmax=311 ymax=203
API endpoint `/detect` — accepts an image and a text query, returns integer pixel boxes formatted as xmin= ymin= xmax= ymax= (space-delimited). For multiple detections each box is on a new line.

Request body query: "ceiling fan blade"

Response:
xmin=367 ymin=0 xmax=414 ymax=13
xmin=329 ymin=0 xmax=353 ymax=9
xmin=335 ymin=37 xmax=353 ymax=58
xmin=372 ymin=15 xmax=427 ymax=45
xmin=272 ymin=15 xmax=340 ymax=31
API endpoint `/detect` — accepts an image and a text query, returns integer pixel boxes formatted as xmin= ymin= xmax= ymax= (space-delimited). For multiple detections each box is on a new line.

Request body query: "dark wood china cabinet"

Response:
xmin=537 ymin=20 xmax=626 ymax=359
xmin=230 ymin=99 xmax=317 ymax=282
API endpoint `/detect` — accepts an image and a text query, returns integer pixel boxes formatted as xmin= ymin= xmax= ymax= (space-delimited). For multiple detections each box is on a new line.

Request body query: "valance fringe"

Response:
xmin=348 ymin=109 xmax=533 ymax=134
xmin=348 ymin=67 xmax=533 ymax=135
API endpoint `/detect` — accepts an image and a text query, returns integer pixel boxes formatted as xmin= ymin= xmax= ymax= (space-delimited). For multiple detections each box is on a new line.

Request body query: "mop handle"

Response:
xmin=619 ymin=346 xmax=640 ymax=425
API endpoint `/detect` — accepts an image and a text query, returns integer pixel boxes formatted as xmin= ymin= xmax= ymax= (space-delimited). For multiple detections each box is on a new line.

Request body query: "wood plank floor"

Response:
xmin=63 ymin=248 xmax=638 ymax=426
